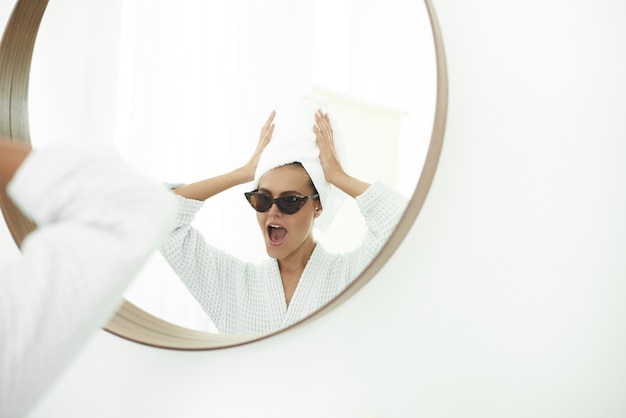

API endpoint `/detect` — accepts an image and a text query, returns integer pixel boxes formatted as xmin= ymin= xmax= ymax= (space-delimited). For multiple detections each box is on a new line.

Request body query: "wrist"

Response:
xmin=327 ymin=168 xmax=347 ymax=186
xmin=236 ymin=165 xmax=255 ymax=184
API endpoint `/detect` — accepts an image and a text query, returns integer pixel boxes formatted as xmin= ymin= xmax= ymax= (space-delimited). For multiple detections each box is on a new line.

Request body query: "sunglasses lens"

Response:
xmin=276 ymin=196 xmax=305 ymax=215
xmin=247 ymin=193 xmax=273 ymax=212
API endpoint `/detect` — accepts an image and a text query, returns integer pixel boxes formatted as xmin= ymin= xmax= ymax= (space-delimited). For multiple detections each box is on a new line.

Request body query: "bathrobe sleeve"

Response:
xmin=344 ymin=181 xmax=408 ymax=283
xmin=0 ymin=146 xmax=176 ymax=418
xmin=159 ymin=194 xmax=251 ymax=327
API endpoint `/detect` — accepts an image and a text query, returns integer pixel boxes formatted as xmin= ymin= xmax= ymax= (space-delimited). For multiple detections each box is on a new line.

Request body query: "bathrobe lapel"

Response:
xmin=266 ymin=260 xmax=288 ymax=329
xmin=281 ymin=245 xmax=324 ymax=328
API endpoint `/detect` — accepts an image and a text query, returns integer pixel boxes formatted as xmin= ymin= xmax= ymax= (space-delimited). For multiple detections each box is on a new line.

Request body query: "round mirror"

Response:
xmin=1 ymin=0 xmax=447 ymax=349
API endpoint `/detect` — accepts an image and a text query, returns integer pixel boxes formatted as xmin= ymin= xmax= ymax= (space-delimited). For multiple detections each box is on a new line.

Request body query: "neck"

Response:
xmin=277 ymin=238 xmax=316 ymax=307
xmin=278 ymin=238 xmax=316 ymax=275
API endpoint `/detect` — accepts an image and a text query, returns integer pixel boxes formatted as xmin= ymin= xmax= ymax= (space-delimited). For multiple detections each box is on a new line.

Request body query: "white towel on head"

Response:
xmin=253 ymin=93 xmax=347 ymax=232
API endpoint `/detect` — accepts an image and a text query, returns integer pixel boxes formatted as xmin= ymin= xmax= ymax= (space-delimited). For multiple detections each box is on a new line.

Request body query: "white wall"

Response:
xmin=12 ymin=0 xmax=626 ymax=417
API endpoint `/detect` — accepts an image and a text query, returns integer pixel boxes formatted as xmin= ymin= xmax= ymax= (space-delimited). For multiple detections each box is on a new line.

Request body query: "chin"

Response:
xmin=265 ymin=243 xmax=285 ymax=260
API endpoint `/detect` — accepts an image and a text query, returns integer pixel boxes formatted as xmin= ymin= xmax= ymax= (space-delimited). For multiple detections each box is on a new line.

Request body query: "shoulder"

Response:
xmin=356 ymin=181 xmax=408 ymax=218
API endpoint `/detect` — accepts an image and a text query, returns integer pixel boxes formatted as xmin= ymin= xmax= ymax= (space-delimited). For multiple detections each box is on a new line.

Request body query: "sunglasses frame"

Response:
xmin=244 ymin=190 xmax=319 ymax=215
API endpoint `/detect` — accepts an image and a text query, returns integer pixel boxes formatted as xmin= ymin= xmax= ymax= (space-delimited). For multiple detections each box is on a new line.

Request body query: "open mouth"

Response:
xmin=267 ymin=224 xmax=287 ymax=245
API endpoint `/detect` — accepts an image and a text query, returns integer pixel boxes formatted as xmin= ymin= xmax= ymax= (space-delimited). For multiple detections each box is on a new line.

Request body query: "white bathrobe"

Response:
xmin=160 ymin=181 xmax=407 ymax=334
xmin=0 ymin=147 xmax=175 ymax=418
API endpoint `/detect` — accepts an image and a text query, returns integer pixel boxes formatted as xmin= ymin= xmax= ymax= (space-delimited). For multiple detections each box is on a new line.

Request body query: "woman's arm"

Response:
xmin=0 ymin=140 xmax=176 ymax=418
xmin=174 ymin=111 xmax=275 ymax=200
xmin=313 ymin=110 xmax=370 ymax=198
xmin=312 ymin=113 xmax=408 ymax=283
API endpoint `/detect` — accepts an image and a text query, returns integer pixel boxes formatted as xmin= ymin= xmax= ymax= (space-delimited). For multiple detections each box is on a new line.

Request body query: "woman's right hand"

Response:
xmin=243 ymin=110 xmax=275 ymax=181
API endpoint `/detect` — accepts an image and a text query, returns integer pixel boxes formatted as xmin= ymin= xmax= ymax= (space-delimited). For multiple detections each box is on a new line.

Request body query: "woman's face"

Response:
xmin=255 ymin=164 xmax=321 ymax=261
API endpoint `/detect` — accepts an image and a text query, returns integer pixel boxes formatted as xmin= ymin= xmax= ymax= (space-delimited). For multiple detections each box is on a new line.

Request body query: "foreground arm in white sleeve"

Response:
xmin=0 ymin=140 xmax=176 ymax=418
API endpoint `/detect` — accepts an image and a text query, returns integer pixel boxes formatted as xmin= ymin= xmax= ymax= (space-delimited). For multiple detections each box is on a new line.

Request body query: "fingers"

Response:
xmin=314 ymin=109 xmax=333 ymax=146
xmin=263 ymin=110 xmax=276 ymax=134
xmin=314 ymin=109 xmax=337 ymax=158
xmin=261 ymin=123 xmax=275 ymax=142
xmin=313 ymin=109 xmax=343 ymax=183
xmin=264 ymin=110 xmax=276 ymax=129
xmin=259 ymin=110 xmax=276 ymax=144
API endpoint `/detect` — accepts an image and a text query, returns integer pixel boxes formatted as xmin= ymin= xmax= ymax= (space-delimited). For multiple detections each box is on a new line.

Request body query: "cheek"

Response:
xmin=294 ymin=210 xmax=316 ymax=233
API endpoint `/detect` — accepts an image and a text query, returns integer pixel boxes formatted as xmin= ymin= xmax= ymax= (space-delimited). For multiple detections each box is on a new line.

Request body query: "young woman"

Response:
xmin=160 ymin=100 xmax=408 ymax=334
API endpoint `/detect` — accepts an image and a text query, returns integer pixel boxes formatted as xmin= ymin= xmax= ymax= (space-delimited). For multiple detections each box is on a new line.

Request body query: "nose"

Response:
xmin=266 ymin=200 xmax=283 ymax=216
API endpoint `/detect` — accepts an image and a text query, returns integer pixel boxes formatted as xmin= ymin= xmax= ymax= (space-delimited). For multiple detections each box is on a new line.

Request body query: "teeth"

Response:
xmin=269 ymin=225 xmax=282 ymax=228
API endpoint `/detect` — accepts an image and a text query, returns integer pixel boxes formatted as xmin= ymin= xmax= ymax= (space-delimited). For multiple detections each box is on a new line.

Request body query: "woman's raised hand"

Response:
xmin=314 ymin=109 xmax=345 ymax=184
xmin=243 ymin=110 xmax=275 ymax=181
xmin=314 ymin=109 xmax=370 ymax=198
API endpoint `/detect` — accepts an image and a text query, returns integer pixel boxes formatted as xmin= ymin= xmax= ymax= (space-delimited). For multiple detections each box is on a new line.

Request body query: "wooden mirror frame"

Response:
xmin=0 ymin=0 xmax=448 ymax=350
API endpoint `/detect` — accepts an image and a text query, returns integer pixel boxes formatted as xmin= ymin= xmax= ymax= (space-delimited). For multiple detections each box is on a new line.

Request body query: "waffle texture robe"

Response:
xmin=160 ymin=181 xmax=407 ymax=334
xmin=0 ymin=147 xmax=176 ymax=418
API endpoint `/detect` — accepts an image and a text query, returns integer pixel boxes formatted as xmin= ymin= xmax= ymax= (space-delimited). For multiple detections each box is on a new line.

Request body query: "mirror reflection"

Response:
xmin=28 ymin=0 xmax=436 ymax=333
xmin=160 ymin=95 xmax=410 ymax=333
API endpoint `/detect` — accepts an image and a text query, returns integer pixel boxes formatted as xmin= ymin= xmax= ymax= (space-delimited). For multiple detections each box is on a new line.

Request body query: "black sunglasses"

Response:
xmin=244 ymin=190 xmax=319 ymax=215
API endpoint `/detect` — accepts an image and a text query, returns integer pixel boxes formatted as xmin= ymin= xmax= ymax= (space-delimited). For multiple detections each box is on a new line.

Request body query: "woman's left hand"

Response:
xmin=314 ymin=110 xmax=344 ymax=185
xmin=314 ymin=109 xmax=370 ymax=198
